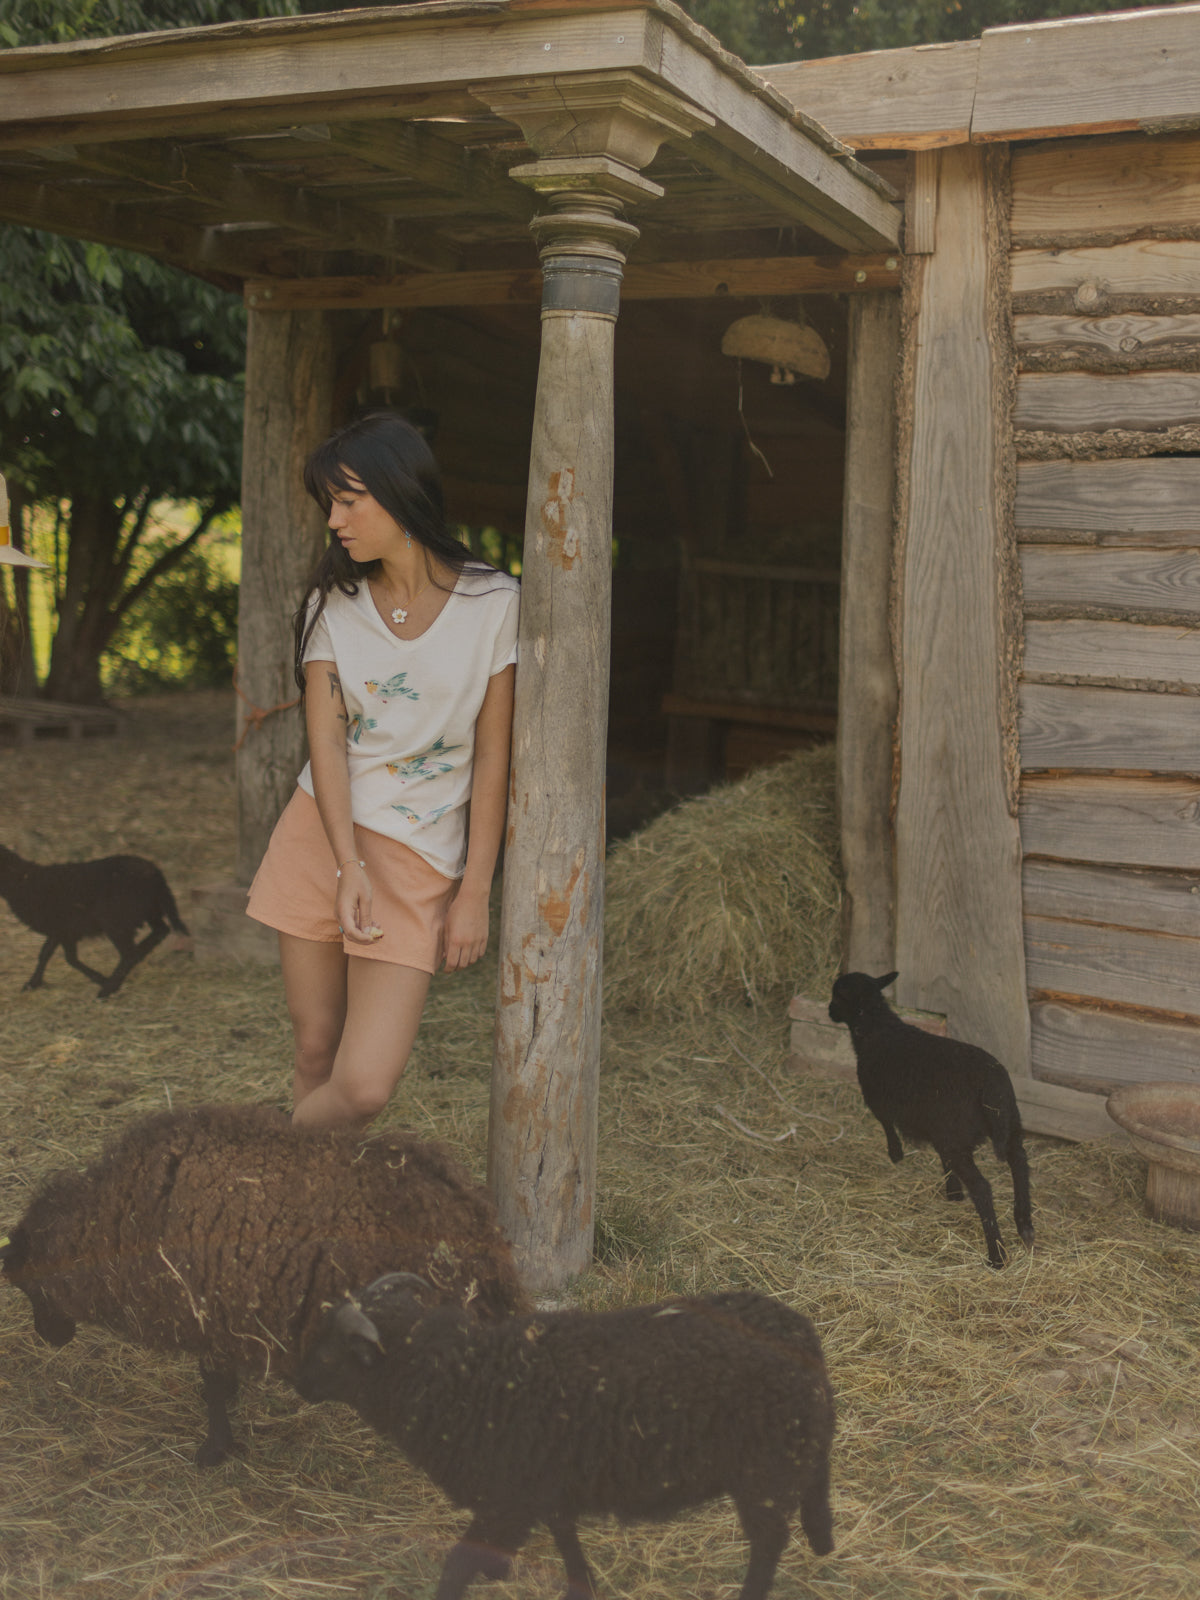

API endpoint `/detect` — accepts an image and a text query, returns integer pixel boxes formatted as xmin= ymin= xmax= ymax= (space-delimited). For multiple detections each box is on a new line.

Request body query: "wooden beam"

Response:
xmin=837 ymin=291 xmax=900 ymax=975
xmin=1021 ymin=543 xmax=1200 ymax=617
xmin=973 ymin=5 xmax=1200 ymax=144
xmin=1020 ymin=681 xmax=1200 ymax=774
xmin=1011 ymin=240 xmax=1200 ymax=306
xmin=1024 ymin=618 xmax=1200 ymax=689
xmin=893 ymin=143 xmax=1030 ymax=1074
xmin=1025 ymin=913 xmax=1200 ymax=1021
xmin=242 ymin=253 xmax=902 ymax=311
xmin=1016 ymin=459 xmax=1200 ymax=535
xmin=1015 ymin=312 xmax=1200 ymax=373
xmin=322 ymin=119 xmax=537 ymax=224
xmin=65 ymin=139 xmax=459 ymax=272
xmin=1015 ymin=371 xmax=1200 ymax=433
xmin=758 ymin=40 xmax=979 ymax=152
xmin=1020 ymin=773 xmax=1200 ymax=871
xmin=1011 ymin=134 xmax=1200 ymax=246
xmin=1030 ymin=1000 xmax=1200 ymax=1095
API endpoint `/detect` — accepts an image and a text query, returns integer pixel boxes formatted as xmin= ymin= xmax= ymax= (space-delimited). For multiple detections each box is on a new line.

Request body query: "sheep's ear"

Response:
xmin=0 ymin=1227 xmax=28 ymax=1273
xmin=333 ymin=1298 xmax=384 ymax=1359
xmin=875 ymin=971 xmax=899 ymax=991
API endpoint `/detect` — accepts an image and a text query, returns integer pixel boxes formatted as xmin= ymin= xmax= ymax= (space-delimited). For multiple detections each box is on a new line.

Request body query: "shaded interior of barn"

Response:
xmin=339 ymin=287 xmax=848 ymax=829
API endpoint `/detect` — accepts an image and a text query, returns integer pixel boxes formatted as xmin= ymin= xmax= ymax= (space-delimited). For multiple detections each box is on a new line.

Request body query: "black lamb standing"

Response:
xmin=297 ymin=1273 xmax=836 ymax=1600
xmin=0 ymin=843 xmax=190 ymax=998
xmin=828 ymin=970 xmax=1034 ymax=1269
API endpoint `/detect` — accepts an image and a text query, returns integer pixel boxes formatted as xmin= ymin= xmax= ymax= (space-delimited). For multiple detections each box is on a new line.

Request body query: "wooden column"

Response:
xmin=892 ymin=145 xmax=1029 ymax=1074
xmin=476 ymin=75 xmax=712 ymax=1290
xmin=838 ymin=291 xmax=901 ymax=975
xmin=235 ymin=309 xmax=335 ymax=883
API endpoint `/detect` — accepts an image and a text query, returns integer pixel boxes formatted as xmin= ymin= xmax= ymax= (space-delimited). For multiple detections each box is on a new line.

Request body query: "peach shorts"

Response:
xmin=246 ymin=787 xmax=457 ymax=972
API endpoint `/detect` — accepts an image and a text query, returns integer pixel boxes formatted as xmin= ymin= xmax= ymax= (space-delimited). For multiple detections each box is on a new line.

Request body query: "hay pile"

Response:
xmin=1 ymin=695 xmax=1199 ymax=1600
xmin=604 ymin=745 xmax=842 ymax=1016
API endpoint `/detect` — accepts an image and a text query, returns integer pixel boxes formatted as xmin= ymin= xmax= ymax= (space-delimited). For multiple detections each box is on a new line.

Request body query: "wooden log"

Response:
xmin=1021 ymin=542 xmax=1200 ymax=614
xmin=1012 ymin=1075 xmax=1128 ymax=1143
xmin=1015 ymin=312 xmax=1200 ymax=373
xmin=1025 ymin=912 xmax=1200 ymax=1020
xmin=1023 ymin=618 xmax=1200 ymax=688
xmin=1015 ymin=371 xmax=1200 ymax=433
xmin=1011 ymin=239 xmax=1200 ymax=305
xmin=974 ymin=9 xmax=1200 ymax=144
xmin=1023 ymin=859 xmax=1200 ymax=939
xmin=893 ymin=144 xmax=1030 ymax=1073
xmin=837 ymin=292 xmax=900 ymax=976
xmin=1016 ymin=458 xmax=1200 ymax=533
xmin=235 ymin=308 xmax=334 ymax=884
xmin=1031 ymin=1000 xmax=1200 ymax=1093
xmin=1019 ymin=682 xmax=1200 ymax=774
xmin=1020 ymin=773 xmax=1200 ymax=870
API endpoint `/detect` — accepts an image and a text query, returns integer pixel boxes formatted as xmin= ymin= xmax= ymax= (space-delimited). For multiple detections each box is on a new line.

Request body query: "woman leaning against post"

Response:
xmin=246 ymin=411 xmax=519 ymax=1128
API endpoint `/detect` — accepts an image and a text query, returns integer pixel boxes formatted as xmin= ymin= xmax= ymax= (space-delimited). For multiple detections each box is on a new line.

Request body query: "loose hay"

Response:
xmin=604 ymin=746 xmax=843 ymax=1017
xmin=1 ymin=694 xmax=1199 ymax=1600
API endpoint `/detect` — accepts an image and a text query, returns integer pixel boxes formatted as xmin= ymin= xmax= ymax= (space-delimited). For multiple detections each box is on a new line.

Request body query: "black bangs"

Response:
xmin=302 ymin=444 xmax=362 ymax=516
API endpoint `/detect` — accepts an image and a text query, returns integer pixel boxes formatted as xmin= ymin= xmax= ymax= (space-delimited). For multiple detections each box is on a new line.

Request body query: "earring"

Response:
xmin=404 ymin=529 xmax=413 ymax=549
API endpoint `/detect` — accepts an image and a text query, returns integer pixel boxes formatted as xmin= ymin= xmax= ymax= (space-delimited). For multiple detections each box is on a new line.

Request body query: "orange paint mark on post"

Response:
xmin=540 ymin=468 xmax=579 ymax=570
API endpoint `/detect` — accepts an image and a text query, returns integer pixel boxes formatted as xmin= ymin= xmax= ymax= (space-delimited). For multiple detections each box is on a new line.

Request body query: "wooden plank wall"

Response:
xmin=1012 ymin=131 xmax=1200 ymax=1094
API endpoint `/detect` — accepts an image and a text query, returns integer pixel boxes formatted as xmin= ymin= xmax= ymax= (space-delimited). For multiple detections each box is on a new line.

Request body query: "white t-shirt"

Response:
xmin=297 ymin=567 xmax=520 ymax=878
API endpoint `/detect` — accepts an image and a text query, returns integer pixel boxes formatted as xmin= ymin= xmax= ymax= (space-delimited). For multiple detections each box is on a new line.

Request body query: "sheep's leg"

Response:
xmin=547 ymin=1518 xmax=597 ymax=1599
xmin=798 ymin=1455 xmax=835 ymax=1556
xmin=1007 ymin=1129 xmax=1035 ymax=1247
xmin=434 ymin=1516 xmax=529 ymax=1600
xmin=941 ymin=1148 xmax=1006 ymax=1269
xmin=96 ymin=920 xmax=170 ymax=1000
xmin=879 ymin=1118 xmax=905 ymax=1164
xmin=56 ymin=939 xmax=110 ymax=989
xmin=944 ymin=1169 xmax=965 ymax=1203
xmin=733 ymin=1497 xmax=790 ymax=1600
xmin=196 ymin=1365 xmax=239 ymax=1467
xmin=22 ymin=936 xmax=62 ymax=991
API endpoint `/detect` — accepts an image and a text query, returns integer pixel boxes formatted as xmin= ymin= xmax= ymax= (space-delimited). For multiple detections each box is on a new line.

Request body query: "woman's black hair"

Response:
xmin=292 ymin=411 xmax=499 ymax=695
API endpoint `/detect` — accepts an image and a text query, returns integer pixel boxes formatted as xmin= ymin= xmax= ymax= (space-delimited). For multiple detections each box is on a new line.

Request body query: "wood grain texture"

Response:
xmin=1031 ymin=1000 xmax=1200 ymax=1092
xmin=1019 ymin=682 xmax=1200 ymax=774
xmin=1016 ymin=458 xmax=1200 ymax=533
xmin=1023 ymin=618 xmax=1200 ymax=687
xmin=757 ymin=40 xmax=979 ymax=152
xmin=235 ymin=309 xmax=334 ymax=883
xmin=1025 ymin=912 xmax=1200 ymax=1019
xmin=1020 ymin=543 xmax=1200 ymax=615
xmin=1023 ymin=859 xmax=1200 ymax=938
xmin=838 ymin=292 xmax=900 ymax=975
xmin=1013 ymin=1073 xmax=1129 ymax=1142
xmin=1011 ymin=239 xmax=1200 ymax=300
xmin=1011 ymin=134 xmax=1200 ymax=244
xmin=1020 ymin=773 xmax=1200 ymax=869
xmin=1015 ymin=312 xmax=1200 ymax=372
xmin=893 ymin=143 xmax=1030 ymax=1072
xmin=975 ymin=10 xmax=1200 ymax=143
xmin=1015 ymin=371 xmax=1200 ymax=432
xmin=244 ymin=253 xmax=904 ymax=312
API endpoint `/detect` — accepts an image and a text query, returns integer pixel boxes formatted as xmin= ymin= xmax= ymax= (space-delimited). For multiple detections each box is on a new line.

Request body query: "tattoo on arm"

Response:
xmin=326 ymin=669 xmax=348 ymax=725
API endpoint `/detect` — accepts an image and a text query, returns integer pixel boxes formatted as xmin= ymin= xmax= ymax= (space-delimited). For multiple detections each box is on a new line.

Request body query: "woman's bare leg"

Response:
xmin=279 ymin=933 xmax=349 ymax=1111
xmin=291 ymin=956 xmax=431 ymax=1127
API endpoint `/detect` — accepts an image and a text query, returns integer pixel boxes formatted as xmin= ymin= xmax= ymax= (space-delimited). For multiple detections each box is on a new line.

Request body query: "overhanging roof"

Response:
xmin=0 ymin=0 xmax=901 ymax=298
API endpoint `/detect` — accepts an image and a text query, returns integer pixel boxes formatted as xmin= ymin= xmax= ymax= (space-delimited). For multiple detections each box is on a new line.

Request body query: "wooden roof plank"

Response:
xmin=757 ymin=40 xmax=979 ymax=152
xmin=973 ymin=4 xmax=1200 ymax=143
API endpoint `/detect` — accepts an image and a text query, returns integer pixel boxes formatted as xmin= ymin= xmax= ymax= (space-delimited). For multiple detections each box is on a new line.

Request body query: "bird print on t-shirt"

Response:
xmin=386 ymin=737 xmax=462 ymax=782
xmin=364 ymin=672 xmax=419 ymax=702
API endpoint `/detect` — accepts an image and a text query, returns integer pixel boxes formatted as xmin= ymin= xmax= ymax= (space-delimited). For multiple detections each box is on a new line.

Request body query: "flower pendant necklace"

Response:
xmin=383 ymin=576 xmax=430 ymax=628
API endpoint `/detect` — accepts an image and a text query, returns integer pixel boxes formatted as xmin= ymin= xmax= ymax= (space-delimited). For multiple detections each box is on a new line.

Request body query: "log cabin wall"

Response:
xmin=1011 ymin=130 xmax=1200 ymax=1096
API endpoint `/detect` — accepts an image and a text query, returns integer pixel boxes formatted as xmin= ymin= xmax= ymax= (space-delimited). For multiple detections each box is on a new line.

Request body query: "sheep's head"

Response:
xmin=294 ymin=1272 xmax=431 ymax=1404
xmin=0 ymin=1227 xmax=78 ymax=1346
xmin=828 ymin=971 xmax=899 ymax=1026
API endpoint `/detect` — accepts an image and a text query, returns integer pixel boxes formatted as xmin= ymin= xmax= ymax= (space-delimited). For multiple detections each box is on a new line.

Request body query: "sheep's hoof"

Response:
xmin=195 ymin=1435 xmax=238 ymax=1468
xmin=1019 ymin=1224 xmax=1035 ymax=1247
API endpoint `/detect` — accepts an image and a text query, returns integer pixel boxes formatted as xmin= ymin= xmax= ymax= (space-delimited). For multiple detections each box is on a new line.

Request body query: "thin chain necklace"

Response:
xmin=376 ymin=574 xmax=431 ymax=626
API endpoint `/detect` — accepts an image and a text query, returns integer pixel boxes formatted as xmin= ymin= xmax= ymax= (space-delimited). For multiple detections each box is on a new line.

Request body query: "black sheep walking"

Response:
xmin=828 ymin=971 xmax=1034 ymax=1268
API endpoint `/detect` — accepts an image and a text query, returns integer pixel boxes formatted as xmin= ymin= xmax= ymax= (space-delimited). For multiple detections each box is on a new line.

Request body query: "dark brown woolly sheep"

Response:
xmin=0 ymin=1104 xmax=528 ymax=1464
xmin=296 ymin=1273 xmax=836 ymax=1600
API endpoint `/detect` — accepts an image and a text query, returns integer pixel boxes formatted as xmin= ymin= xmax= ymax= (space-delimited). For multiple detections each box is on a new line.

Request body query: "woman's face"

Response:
xmin=326 ymin=472 xmax=407 ymax=564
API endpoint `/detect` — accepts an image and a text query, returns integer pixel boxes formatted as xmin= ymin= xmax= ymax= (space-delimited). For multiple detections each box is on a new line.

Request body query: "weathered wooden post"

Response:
xmin=235 ymin=307 xmax=336 ymax=882
xmin=476 ymin=77 xmax=712 ymax=1289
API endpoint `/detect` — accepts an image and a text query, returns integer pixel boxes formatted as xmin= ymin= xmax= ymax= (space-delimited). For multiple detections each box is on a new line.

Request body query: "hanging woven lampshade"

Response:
xmin=720 ymin=313 xmax=830 ymax=384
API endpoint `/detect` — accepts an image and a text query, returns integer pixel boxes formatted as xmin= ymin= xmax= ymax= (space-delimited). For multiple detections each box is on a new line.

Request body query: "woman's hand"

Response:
xmin=335 ymin=860 xmax=380 ymax=944
xmin=442 ymin=881 xmax=490 ymax=970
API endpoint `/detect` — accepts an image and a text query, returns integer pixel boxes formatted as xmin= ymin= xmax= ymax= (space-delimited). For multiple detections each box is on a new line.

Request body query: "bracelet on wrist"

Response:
xmin=336 ymin=858 xmax=366 ymax=878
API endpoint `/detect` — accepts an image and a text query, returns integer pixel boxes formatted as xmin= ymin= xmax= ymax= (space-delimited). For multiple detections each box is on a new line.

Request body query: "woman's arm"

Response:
xmin=442 ymin=662 xmax=515 ymax=971
xmin=304 ymin=659 xmax=376 ymax=943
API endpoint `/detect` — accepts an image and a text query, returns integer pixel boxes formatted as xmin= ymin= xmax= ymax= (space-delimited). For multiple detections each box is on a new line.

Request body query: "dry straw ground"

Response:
xmin=1 ymin=692 xmax=1197 ymax=1600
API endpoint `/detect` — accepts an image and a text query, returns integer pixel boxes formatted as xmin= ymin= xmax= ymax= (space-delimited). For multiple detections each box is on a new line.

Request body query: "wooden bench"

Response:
xmin=0 ymin=696 xmax=119 ymax=745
